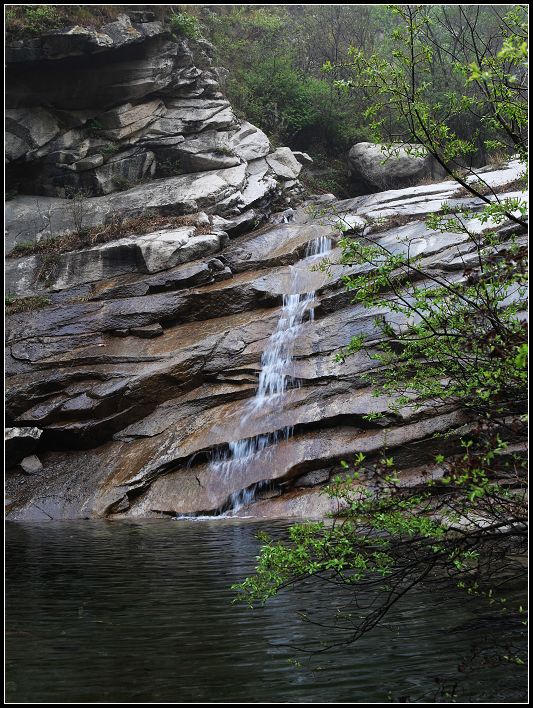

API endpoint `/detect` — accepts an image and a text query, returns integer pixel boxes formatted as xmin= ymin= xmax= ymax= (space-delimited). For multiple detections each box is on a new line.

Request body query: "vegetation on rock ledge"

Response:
xmin=5 ymin=5 xmax=122 ymax=36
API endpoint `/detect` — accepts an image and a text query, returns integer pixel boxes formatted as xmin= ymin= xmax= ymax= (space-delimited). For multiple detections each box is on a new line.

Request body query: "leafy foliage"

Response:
xmin=334 ymin=210 xmax=528 ymax=418
xmin=236 ymin=4 xmax=528 ymax=675
xmin=194 ymin=5 xmax=527 ymax=197
xmin=235 ymin=432 xmax=527 ymax=654
xmin=334 ymin=4 xmax=528 ymax=218
xmin=169 ymin=12 xmax=203 ymax=40
xmin=5 ymin=294 xmax=51 ymax=314
xmin=199 ymin=7 xmax=378 ymax=153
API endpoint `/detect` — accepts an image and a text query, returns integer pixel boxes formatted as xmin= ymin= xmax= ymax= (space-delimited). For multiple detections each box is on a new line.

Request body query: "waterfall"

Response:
xmin=211 ymin=234 xmax=333 ymax=514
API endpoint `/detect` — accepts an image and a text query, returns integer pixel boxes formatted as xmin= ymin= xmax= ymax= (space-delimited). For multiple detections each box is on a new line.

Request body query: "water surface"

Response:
xmin=5 ymin=520 xmax=527 ymax=703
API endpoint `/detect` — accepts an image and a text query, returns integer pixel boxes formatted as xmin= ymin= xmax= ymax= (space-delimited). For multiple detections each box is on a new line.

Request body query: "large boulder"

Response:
xmin=347 ymin=142 xmax=445 ymax=192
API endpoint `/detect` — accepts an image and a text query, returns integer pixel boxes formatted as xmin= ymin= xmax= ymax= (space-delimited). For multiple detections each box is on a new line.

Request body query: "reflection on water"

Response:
xmin=5 ymin=520 xmax=527 ymax=703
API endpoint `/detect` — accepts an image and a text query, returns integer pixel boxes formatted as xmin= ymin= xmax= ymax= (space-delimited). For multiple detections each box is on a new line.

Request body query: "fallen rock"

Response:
xmin=230 ymin=122 xmax=271 ymax=162
xmin=20 ymin=454 xmax=44 ymax=475
xmin=292 ymin=151 xmax=313 ymax=166
xmin=266 ymin=147 xmax=303 ymax=181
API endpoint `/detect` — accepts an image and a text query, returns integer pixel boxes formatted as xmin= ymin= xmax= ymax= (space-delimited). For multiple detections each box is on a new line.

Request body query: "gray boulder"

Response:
xmin=266 ymin=147 xmax=303 ymax=181
xmin=6 ymin=108 xmax=61 ymax=162
xmin=20 ymin=454 xmax=44 ymax=475
xmin=348 ymin=142 xmax=444 ymax=191
xmin=230 ymin=122 xmax=271 ymax=162
xmin=292 ymin=151 xmax=313 ymax=166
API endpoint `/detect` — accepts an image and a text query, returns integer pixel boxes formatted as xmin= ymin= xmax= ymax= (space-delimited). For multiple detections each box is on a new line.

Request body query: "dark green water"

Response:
xmin=5 ymin=520 xmax=527 ymax=703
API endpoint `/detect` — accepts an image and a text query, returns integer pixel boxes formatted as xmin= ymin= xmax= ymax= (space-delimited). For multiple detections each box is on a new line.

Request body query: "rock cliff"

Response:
xmin=6 ymin=13 xmax=304 ymax=261
xmin=4 ymin=14 xmax=527 ymax=521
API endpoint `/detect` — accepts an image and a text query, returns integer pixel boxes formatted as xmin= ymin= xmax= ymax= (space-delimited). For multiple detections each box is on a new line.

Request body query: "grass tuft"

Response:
xmin=5 ymin=294 xmax=51 ymax=314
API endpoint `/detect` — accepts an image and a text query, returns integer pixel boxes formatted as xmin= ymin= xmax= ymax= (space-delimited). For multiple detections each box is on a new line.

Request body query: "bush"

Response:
xmin=169 ymin=12 xmax=203 ymax=40
xmin=111 ymin=176 xmax=131 ymax=192
xmin=101 ymin=143 xmax=120 ymax=157
xmin=85 ymin=119 xmax=104 ymax=137
xmin=5 ymin=5 xmax=61 ymax=35
xmin=5 ymin=5 xmax=122 ymax=37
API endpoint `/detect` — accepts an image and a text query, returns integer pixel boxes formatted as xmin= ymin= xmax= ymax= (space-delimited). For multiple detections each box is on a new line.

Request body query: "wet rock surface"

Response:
xmin=4 ymin=15 xmax=526 ymax=521
xmin=6 ymin=158 xmax=525 ymax=521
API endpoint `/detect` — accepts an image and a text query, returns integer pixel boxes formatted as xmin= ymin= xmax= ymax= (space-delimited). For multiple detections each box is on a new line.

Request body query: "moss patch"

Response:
xmin=5 ymin=294 xmax=51 ymax=315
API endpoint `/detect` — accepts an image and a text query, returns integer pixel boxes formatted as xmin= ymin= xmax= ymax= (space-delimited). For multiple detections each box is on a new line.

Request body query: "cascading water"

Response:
xmin=211 ymin=234 xmax=333 ymax=514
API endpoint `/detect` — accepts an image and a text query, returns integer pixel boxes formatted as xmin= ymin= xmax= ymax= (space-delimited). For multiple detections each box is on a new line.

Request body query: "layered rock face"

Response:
xmin=6 ymin=12 xmax=303 ymax=260
xmin=5 ymin=14 xmax=526 ymax=521
xmin=5 ymin=148 xmax=525 ymax=520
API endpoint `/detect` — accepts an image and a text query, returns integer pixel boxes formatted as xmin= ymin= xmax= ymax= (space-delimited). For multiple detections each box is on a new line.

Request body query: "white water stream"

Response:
xmin=211 ymin=234 xmax=333 ymax=513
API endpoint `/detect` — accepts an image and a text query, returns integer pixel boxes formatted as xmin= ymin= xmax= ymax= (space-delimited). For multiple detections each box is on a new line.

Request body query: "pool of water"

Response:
xmin=5 ymin=520 xmax=527 ymax=703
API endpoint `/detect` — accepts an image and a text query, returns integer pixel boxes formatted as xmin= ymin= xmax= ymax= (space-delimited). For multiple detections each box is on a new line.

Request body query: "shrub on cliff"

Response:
xmin=169 ymin=12 xmax=203 ymax=40
xmin=5 ymin=5 xmax=121 ymax=37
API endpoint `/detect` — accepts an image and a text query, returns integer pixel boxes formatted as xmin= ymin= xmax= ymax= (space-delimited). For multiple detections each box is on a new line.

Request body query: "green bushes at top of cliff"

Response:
xmin=169 ymin=12 xmax=203 ymax=40
xmin=197 ymin=5 xmax=372 ymax=155
xmin=189 ymin=5 xmax=523 ymax=172
xmin=5 ymin=5 xmax=124 ymax=37
xmin=5 ymin=5 xmax=204 ymax=40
